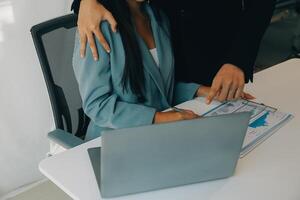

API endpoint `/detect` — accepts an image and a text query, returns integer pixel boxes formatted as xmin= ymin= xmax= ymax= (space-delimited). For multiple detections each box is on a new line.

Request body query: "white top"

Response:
xmin=39 ymin=59 xmax=300 ymax=200
xmin=149 ymin=48 xmax=159 ymax=67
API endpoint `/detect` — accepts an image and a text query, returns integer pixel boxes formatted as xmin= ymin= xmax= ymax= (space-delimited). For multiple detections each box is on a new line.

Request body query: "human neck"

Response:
xmin=127 ymin=0 xmax=144 ymax=18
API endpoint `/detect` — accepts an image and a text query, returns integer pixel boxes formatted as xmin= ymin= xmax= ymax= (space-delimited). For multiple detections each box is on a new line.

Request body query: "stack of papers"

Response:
xmin=174 ymin=97 xmax=294 ymax=157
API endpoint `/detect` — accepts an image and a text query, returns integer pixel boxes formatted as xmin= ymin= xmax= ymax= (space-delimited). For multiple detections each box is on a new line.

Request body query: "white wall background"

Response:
xmin=0 ymin=0 xmax=73 ymax=197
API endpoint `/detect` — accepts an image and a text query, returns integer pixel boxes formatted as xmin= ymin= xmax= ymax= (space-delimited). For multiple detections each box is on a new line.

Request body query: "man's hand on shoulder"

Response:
xmin=77 ymin=0 xmax=117 ymax=60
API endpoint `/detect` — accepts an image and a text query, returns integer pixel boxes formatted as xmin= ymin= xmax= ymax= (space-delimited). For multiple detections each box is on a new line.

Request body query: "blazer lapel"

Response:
xmin=146 ymin=5 xmax=175 ymax=103
xmin=134 ymin=5 xmax=174 ymax=107
xmin=136 ymin=36 xmax=169 ymax=107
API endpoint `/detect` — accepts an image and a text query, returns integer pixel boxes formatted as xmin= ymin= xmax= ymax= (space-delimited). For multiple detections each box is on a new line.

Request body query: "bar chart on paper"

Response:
xmin=175 ymin=97 xmax=294 ymax=157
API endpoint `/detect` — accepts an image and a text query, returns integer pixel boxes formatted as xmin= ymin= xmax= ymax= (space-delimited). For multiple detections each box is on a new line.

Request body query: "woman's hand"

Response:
xmin=241 ymin=92 xmax=255 ymax=100
xmin=196 ymin=86 xmax=211 ymax=97
xmin=154 ymin=109 xmax=199 ymax=124
xmin=77 ymin=0 xmax=117 ymax=60
xmin=196 ymin=86 xmax=255 ymax=101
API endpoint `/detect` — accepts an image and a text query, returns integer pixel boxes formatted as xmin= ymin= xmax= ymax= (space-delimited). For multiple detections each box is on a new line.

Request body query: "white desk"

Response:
xmin=39 ymin=59 xmax=300 ymax=200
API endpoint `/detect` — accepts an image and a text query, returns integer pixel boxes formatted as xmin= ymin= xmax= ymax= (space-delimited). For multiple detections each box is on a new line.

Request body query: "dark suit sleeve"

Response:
xmin=223 ymin=0 xmax=275 ymax=83
xmin=71 ymin=0 xmax=106 ymax=15
xmin=71 ymin=0 xmax=81 ymax=14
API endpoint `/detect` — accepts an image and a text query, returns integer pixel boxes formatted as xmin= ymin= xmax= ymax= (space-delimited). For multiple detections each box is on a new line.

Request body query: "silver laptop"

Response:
xmin=88 ymin=112 xmax=251 ymax=198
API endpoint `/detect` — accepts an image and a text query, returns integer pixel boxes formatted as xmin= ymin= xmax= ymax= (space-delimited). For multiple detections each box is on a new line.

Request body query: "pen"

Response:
xmin=171 ymin=106 xmax=184 ymax=113
xmin=260 ymin=103 xmax=278 ymax=112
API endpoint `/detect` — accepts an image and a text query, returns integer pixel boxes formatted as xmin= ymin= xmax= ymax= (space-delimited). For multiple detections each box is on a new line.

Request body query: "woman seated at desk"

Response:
xmin=73 ymin=0 xmax=218 ymax=140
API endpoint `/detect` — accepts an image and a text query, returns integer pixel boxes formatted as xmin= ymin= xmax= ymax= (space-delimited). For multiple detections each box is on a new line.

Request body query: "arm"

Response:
xmin=223 ymin=0 xmax=276 ymax=82
xmin=73 ymin=23 xmax=156 ymax=129
xmin=206 ymin=0 xmax=275 ymax=104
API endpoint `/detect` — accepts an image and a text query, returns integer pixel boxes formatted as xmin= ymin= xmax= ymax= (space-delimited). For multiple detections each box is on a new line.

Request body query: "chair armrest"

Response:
xmin=48 ymin=129 xmax=84 ymax=149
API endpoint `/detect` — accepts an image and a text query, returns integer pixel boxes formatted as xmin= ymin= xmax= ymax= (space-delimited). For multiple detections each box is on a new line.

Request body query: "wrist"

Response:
xmin=222 ymin=63 xmax=244 ymax=73
xmin=196 ymin=86 xmax=204 ymax=97
xmin=154 ymin=111 xmax=182 ymax=124
xmin=154 ymin=112 xmax=162 ymax=124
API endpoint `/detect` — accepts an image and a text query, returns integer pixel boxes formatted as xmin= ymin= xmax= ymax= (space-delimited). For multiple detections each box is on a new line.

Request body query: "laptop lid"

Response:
xmin=90 ymin=112 xmax=251 ymax=198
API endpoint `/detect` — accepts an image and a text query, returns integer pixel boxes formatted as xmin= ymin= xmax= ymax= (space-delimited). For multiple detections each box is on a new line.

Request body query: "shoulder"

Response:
xmin=73 ymin=22 xmax=116 ymax=66
xmin=99 ymin=21 xmax=124 ymax=51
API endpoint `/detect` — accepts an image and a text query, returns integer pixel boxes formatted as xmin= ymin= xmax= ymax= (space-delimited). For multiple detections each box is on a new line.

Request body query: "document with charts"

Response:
xmin=174 ymin=97 xmax=294 ymax=157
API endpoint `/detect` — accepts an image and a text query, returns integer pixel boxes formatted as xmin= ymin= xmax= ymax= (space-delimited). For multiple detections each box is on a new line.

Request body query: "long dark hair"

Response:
xmin=100 ymin=0 xmax=161 ymax=102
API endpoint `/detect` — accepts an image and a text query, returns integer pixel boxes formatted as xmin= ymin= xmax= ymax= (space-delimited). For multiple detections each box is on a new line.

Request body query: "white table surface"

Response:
xmin=39 ymin=59 xmax=300 ymax=200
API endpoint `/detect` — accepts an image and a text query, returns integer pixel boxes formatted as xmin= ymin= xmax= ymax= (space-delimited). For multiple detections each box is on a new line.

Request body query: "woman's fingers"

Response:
xmin=227 ymin=83 xmax=238 ymax=100
xmin=243 ymin=92 xmax=256 ymax=100
xmin=206 ymin=78 xmax=222 ymax=104
xmin=234 ymin=84 xmax=244 ymax=100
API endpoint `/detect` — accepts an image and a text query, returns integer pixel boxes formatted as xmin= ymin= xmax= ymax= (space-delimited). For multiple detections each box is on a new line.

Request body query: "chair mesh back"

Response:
xmin=31 ymin=14 xmax=89 ymax=138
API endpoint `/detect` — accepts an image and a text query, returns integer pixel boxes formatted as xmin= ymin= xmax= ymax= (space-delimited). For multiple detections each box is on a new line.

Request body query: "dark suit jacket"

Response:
xmin=71 ymin=0 xmax=275 ymax=86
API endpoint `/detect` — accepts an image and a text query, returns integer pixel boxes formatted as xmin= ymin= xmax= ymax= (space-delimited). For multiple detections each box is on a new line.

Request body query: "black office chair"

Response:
xmin=31 ymin=14 xmax=90 ymax=149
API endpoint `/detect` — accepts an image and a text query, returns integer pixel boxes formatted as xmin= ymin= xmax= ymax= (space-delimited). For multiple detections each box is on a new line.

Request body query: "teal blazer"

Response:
xmin=73 ymin=5 xmax=201 ymax=141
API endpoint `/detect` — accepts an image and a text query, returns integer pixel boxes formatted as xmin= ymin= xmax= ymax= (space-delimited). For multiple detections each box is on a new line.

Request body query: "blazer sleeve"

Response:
xmin=222 ymin=0 xmax=275 ymax=83
xmin=72 ymin=23 xmax=157 ymax=129
xmin=172 ymin=82 xmax=201 ymax=106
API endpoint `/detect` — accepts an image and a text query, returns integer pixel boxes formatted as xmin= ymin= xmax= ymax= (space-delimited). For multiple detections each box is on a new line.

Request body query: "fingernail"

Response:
xmin=106 ymin=49 xmax=111 ymax=53
xmin=94 ymin=57 xmax=98 ymax=61
xmin=80 ymin=54 xmax=84 ymax=58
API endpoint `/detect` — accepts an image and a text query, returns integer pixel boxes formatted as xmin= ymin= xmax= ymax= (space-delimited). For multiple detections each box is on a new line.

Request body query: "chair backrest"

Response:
xmin=31 ymin=14 xmax=89 ymax=139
